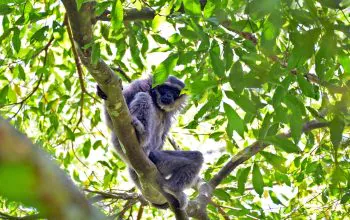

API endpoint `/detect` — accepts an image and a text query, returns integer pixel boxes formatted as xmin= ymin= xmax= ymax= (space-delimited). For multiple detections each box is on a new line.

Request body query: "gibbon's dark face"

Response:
xmin=157 ymin=85 xmax=181 ymax=105
xmin=151 ymin=76 xmax=186 ymax=112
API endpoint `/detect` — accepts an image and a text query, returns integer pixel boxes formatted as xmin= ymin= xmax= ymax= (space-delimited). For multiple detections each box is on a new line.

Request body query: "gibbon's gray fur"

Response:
xmin=97 ymin=75 xmax=203 ymax=209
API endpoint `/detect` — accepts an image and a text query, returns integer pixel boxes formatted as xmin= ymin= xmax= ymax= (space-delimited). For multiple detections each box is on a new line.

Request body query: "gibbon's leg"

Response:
xmin=149 ymin=150 xmax=203 ymax=209
xmin=149 ymin=150 xmax=203 ymax=180
xmin=128 ymin=92 xmax=155 ymax=149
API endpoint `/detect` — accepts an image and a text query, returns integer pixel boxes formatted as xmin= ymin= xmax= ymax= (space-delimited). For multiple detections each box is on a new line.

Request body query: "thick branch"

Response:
xmin=96 ymin=8 xmax=155 ymax=21
xmin=61 ymin=0 xmax=153 ymax=177
xmin=187 ymin=120 xmax=329 ymax=219
xmin=209 ymin=120 xmax=329 ymax=188
xmin=0 ymin=117 xmax=104 ymax=219
xmin=61 ymin=1 xmax=188 ymax=217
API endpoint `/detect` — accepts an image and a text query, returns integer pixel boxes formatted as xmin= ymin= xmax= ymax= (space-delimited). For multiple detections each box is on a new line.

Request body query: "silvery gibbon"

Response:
xmin=97 ymin=75 xmax=203 ymax=209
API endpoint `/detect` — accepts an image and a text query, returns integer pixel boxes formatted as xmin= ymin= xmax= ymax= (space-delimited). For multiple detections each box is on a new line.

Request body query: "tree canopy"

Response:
xmin=0 ymin=0 xmax=349 ymax=219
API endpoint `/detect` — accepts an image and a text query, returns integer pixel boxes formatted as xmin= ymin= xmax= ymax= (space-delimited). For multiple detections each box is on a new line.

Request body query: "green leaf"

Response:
xmin=223 ymin=42 xmax=233 ymax=71
xmin=129 ymin=35 xmax=143 ymax=69
xmin=297 ymin=75 xmax=315 ymax=98
xmin=264 ymin=136 xmax=301 ymax=153
xmin=331 ymin=166 xmax=347 ymax=185
xmin=83 ymin=140 xmax=91 ymax=158
xmin=289 ymin=107 xmax=303 ymax=144
xmin=260 ymin=12 xmax=282 ymax=55
xmin=152 ymin=34 xmax=169 ymax=45
xmin=111 ymin=0 xmax=123 ymax=31
xmin=223 ymin=102 xmax=245 ymax=138
xmin=213 ymin=189 xmax=231 ymax=201
xmin=288 ymin=29 xmax=320 ymax=68
xmin=0 ymin=4 xmax=12 ymax=15
xmin=153 ymin=53 xmax=179 ymax=86
xmin=98 ymin=160 xmax=112 ymax=169
xmin=340 ymin=0 xmax=350 ymax=8
xmin=215 ymin=154 xmax=230 ymax=166
xmin=290 ymin=9 xmax=315 ymax=26
xmin=12 ymin=27 xmax=20 ymax=53
xmin=183 ymin=0 xmax=201 ymax=15
xmin=0 ymin=85 xmax=9 ymax=104
xmin=229 ymin=62 xmax=244 ymax=92
xmin=284 ymin=93 xmax=306 ymax=115
xmin=210 ymin=40 xmax=225 ymax=77
xmin=260 ymin=151 xmax=287 ymax=173
xmin=190 ymin=80 xmax=218 ymax=95
xmin=339 ymin=54 xmax=350 ymax=73
xmin=225 ymin=91 xmax=257 ymax=114
xmin=73 ymin=169 xmax=80 ymax=182
xmin=245 ymin=0 xmax=280 ymax=19
xmin=237 ymin=167 xmax=250 ymax=194
xmin=259 ymin=113 xmax=272 ymax=138
xmin=93 ymin=140 xmax=102 ymax=150
xmin=152 ymin=15 xmax=166 ymax=31
xmin=30 ymin=26 xmax=49 ymax=43
xmin=64 ymin=78 xmax=72 ymax=90
xmin=269 ymin=190 xmax=282 ymax=204
xmin=203 ymin=0 xmax=216 ymax=18
xmin=75 ymin=0 xmax=84 ymax=11
xmin=330 ymin=115 xmax=345 ymax=147
xmin=64 ymin=125 xmax=75 ymax=141
xmin=252 ymin=164 xmax=264 ymax=196
xmin=178 ymin=27 xmax=198 ymax=40
xmin=7 ymin=85 xmax=16 ymax=103
xmin=340 ymin=192 xmax=350 ymax=204
xmin=91 ymin=42 xmax=100 ymax=65
xmin=16 ymin=65 xmax=26 ymax=81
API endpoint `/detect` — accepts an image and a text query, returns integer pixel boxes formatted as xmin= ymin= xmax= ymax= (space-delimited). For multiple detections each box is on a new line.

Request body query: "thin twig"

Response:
xmin=1 ymin=36 xmax=54 ymax=113
xmin=209 ymin=200 xmax=230 ymax=220
xmin=136 ymin=204 xmax=144 ymax=220
xmin=0 ymin=212 xmax=41 ymax=220
xmin=70 ymin=142 xmax=89 ymax=168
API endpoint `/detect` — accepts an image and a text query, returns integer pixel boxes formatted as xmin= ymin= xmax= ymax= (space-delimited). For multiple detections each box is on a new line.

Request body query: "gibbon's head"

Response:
xmin=151 ymin=76 xmax=187 ymax=112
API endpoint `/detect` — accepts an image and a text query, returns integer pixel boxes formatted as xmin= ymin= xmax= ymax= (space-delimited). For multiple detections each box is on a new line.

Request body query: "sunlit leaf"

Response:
xmin=153 ymin=53 xmax=179 ymax=86
xmin=0 ymin=4 xmax=12 ymax=15
xmin=264 ymin=136 xmax=301 ymax=153
xmin=237 ymin=167 xmax=250 ymax=194
xmin=12 ymin=27 xmax=20 ymax=52
xmin=330 ymin=115 xmax=345 ymax=147
xmin=213 ymin=189 xmax=230 ymax=201
xmin=152 ymin=15 xmax=166 ymax=31
xmin=93 ymin=140 xmax=102 ymax=150
xmin=229 ymin=62 xmax=244 ymax=93
xmin=83 ymin=139 xmax=91 ymax=158
xmin=91 ymin=42 xmax=101 ymax=65
xmin=223 ymin=102 xmax=245 ymax=138
xmin=183 ymin=0 xmax=201 ymax=15
xmin=341 ymin=192 xmax=350 ymax=204
xmin=297 ymin=75 xmax=315 ymax=98
xmin=289 ymin=107 xmax=303 ymax=144
xmin=210 ymin=40 xmax=225 ymax=77
xmin=111 ymin=0 xmax=123 ymax=31
xmin=260 ymin=151 xmax=287 ymax=173
xmin=30 ymin=26 xmax=49 ymax=43
xmin=252 ymin=164 xmax=264 ymax=196
xmin=64 ymin=125 xmax=75 ymax=141
xmin=203 ymin=0 xmax=216 ymax=18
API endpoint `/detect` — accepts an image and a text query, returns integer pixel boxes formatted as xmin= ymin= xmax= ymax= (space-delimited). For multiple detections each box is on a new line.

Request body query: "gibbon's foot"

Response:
xmin=131 ymin=117 xmax=147 ymax=145
xmin=151 ymin=202 xmax=169 ymax=209
xmin=164 ymin=189 xmax=188 ymax=210
xmin=96 ymin=85 xmax=108 ymax=100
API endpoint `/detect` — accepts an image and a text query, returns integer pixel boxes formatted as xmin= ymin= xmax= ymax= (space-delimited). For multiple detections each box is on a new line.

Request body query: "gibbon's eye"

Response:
xmin=157 ymin=85 xmax=180 ymax=98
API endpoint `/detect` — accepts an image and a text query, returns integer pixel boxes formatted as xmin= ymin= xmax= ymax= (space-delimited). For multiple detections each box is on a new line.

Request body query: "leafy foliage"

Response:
xmin=0 ymin=0 xmax=349 ymax=219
